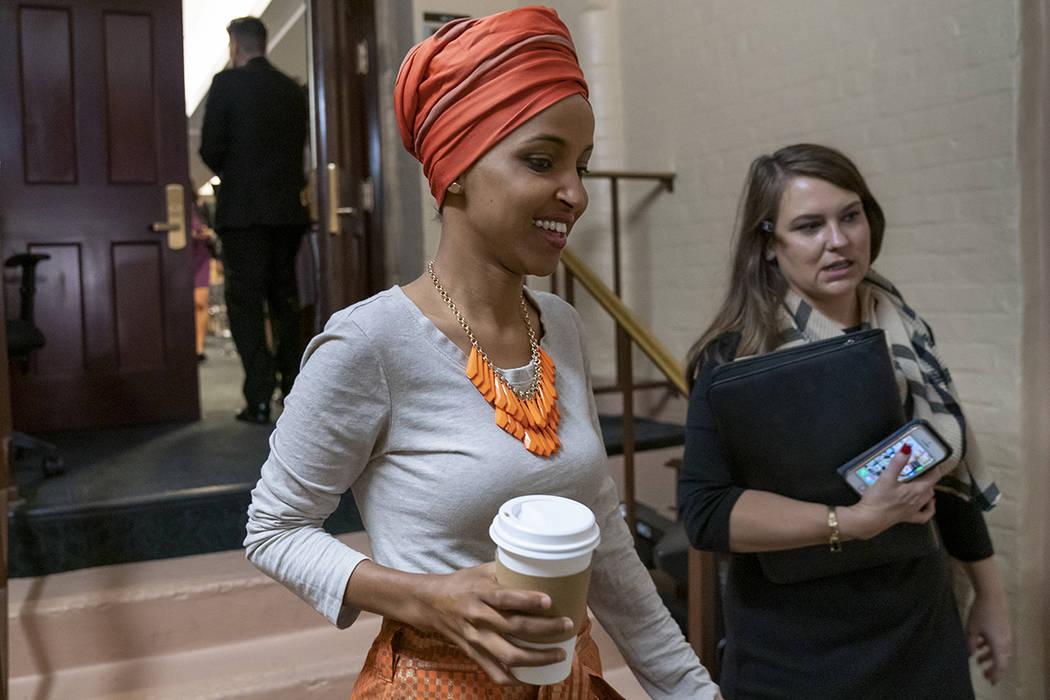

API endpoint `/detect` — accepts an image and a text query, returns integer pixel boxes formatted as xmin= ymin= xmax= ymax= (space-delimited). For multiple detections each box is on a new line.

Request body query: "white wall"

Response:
xmin=563 ymin=1 xmax=1026 ymax=698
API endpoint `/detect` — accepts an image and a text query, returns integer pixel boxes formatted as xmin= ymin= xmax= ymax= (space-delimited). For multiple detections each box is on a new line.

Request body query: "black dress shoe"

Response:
xmin=236 ymin=402 xmax=271 ymax=424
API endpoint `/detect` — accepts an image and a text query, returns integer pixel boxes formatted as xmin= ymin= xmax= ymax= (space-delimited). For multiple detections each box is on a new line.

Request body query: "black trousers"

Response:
xmin=217 ymin=225 xmax=305 ymax=406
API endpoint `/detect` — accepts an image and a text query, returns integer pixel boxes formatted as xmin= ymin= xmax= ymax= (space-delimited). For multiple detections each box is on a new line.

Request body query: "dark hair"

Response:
xmin=685 ymin=143 xmax=885 ymax=382
xmin=227 ymin=17 xmax=267 ymax=55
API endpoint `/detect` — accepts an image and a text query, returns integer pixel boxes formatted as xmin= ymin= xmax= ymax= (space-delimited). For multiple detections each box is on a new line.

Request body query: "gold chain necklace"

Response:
xmin=427 ymin=261 xmax=560 ymax=456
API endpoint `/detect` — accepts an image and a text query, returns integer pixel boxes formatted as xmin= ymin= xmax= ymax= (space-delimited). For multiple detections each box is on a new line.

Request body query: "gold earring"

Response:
xmin=447 ymin=181 xmax=463 ymax=195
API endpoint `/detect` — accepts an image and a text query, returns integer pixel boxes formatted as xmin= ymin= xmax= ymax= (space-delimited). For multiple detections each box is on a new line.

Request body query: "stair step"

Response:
xmin=9 ymin=531 xmax=648 ymax=699
xmin=11 ymin=617 xmax=379 ymax=700
xmin=9 ymin=413 xmax=678 ymax=579
xmin=7 ymin=412 xmax=363 ymax=579
xmin=9 ymin=532 xmax=373 ymax=677
xmin=11 ymin=612 xmax=649 ymax=700
xmin=8 ymin=486 xmax=363 ymax=578
xmin=598 ymin=414 xmax=685 ymax=456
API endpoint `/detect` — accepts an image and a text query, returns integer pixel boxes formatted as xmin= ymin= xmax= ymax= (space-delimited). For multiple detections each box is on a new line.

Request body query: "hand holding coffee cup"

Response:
xmin=489 ymin=495 xmax=601 ymax=685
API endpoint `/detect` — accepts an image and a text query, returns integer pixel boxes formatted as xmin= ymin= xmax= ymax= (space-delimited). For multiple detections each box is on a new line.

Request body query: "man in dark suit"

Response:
xmin=200 ymin=16 xmax=309 ymax=424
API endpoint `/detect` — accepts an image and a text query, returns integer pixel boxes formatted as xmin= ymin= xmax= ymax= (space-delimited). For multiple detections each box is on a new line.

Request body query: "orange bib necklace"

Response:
xmin=427 ymin=261 xmax=560 ymax=456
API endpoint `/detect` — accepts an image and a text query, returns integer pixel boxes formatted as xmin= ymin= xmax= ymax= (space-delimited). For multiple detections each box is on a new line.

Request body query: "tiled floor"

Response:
xmin=11 ymin=335 xmax=272 ymax=509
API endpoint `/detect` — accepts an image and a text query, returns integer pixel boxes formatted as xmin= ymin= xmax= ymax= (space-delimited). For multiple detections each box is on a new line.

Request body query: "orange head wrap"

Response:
xmin=394 ymin=6 xmax=589 ymax=207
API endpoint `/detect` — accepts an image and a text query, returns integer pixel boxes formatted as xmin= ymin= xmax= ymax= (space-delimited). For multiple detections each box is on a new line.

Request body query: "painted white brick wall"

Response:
xmin=559 ymin=1 xmax=1023 ymax=698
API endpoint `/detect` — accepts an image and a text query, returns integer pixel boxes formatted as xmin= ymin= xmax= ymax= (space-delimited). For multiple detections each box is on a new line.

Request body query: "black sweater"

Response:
xmin=678 ymin=334 xmax=993 ymax=561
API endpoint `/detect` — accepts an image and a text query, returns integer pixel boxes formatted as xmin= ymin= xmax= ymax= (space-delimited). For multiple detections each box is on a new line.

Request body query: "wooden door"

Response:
xmin=311 ymin=0 xmax=385 ymax=316
xmin=0 ymin=0 xmax=198 ymax=432
xmin=0 ymin=289 xmax=10 ymax=700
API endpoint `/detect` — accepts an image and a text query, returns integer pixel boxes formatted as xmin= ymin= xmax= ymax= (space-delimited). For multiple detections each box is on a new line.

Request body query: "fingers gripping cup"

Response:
xmin=489 ymin=495 xmax=601 ymax=685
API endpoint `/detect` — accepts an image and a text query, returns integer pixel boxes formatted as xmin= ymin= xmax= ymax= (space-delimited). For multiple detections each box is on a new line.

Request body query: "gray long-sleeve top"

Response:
xmin=245 ymin=286 xmax=719 ymax=699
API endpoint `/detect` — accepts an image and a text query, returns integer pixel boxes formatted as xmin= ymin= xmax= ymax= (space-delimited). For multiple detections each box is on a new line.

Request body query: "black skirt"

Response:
xmin=717 ymin=550 xmax=974 ymax=700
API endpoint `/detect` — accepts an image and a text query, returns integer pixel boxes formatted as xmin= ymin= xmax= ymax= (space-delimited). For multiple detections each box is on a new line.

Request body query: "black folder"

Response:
xmin=707 ymin=328 xmax=940 ymax=583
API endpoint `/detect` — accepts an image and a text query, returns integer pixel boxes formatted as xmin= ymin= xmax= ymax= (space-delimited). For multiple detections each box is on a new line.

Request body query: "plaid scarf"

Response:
xmin=777 ymin=269 xmax=999 ymax=511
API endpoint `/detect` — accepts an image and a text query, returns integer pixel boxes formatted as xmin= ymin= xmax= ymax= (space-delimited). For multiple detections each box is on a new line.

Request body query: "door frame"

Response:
xmin=1019 ymin=1 xmax=1050 ymax=696
xmin=1 ymin=280 xmax=10 ymax=700
xmin=309 ymin=0 xmax=385 ymax=322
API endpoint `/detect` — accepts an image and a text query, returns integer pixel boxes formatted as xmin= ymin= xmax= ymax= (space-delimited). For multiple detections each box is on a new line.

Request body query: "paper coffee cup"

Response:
xmin=489 ymin=495 xmax=601 ymax=685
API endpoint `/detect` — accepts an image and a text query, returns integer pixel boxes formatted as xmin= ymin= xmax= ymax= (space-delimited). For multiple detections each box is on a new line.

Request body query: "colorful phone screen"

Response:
xmin=853 ymin=433 xmax=938 ymax=485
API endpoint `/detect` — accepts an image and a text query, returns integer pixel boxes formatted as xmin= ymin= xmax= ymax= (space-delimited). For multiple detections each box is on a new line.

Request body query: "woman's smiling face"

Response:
xmin=769 ymin=176 xmax=872 ymax=319
xmin=455 ymin=94 xmax=594 ymax=277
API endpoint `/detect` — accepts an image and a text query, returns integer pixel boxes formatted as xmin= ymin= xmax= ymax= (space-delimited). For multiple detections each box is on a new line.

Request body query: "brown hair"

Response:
xmin=685 ymin=143 xmax=885 ymax=383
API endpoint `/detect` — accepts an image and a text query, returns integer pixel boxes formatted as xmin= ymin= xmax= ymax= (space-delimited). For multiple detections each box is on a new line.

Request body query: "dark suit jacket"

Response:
xmin=199 ymin=57 xmax=309 ymax=230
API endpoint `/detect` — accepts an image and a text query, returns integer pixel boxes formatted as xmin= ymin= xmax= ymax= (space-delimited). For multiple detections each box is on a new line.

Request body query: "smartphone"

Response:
xmin=837 ymin=420 xmax=952 ymax=495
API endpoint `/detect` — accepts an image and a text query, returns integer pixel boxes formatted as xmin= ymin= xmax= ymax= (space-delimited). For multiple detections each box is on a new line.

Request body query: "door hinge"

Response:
xmin=360 ymin=178 xmax=374 ymax=212
xmin=356 ymin=40 xmax=369 ymax=75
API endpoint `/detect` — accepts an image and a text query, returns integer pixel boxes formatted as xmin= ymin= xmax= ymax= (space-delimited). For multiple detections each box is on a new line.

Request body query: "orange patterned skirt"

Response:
xmin=350 ymin=617 xmax=626 ymax=700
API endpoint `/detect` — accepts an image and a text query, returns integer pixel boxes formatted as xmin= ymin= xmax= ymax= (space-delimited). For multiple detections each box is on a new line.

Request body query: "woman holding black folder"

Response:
xmin=678 ymin=144 xmax=1011 ymax=699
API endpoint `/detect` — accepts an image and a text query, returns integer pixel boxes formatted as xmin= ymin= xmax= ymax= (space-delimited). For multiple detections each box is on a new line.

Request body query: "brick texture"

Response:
xmin=554 ymin=2 xmax=1023 ymax=698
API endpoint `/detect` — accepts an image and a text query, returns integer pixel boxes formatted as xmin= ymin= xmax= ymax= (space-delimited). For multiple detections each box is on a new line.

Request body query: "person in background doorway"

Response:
xmin=244 ymin=7 xmax=721 ymax=698
xmin=679 ymin=143 xmax=1012 ymax=699
xmin=190 ymin=192 xmax=216 ymax=362
xmin=199 ymin=15 xmax=309 ymax=424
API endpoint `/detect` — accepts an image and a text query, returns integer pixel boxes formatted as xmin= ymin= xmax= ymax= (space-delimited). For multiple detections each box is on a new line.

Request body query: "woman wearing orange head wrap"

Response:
xmin=245 ymin=7 xmax=720 ymax=698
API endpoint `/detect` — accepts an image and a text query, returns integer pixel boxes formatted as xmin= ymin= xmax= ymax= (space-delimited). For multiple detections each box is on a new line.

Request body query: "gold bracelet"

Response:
xmin=827 ymin=506 xmax=842 ymax=553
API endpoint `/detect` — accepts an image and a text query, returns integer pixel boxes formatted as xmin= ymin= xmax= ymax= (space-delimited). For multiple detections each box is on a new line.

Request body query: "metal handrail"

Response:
xmin=559 ymin=248 xmax=688 ymax=396
xmin=560 ymin=171 xmax=719 ymax=678
xmin=585 ymin=170 xmax=675 ymax=190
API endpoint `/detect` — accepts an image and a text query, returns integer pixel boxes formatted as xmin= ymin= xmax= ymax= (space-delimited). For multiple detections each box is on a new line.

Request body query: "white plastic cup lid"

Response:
xmin=489 ymin=495 xmax=600 ymax=560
